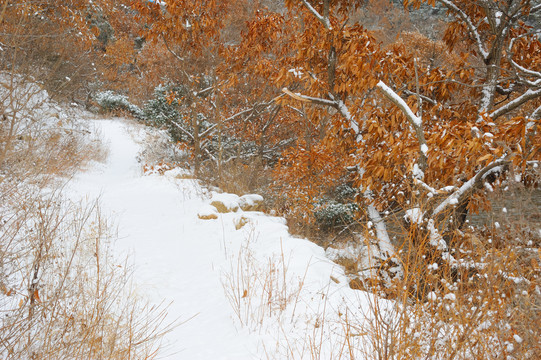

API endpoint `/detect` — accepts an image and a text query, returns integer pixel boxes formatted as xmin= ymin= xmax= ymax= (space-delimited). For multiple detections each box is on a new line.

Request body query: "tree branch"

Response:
xmin=439 ymin=0 xmax=489 ymax=60
xmin=377 ymin=81 xmax=428 ymax=175
xmin=300 ymin=0 xmax=331 ymax=30
xmin=489 ymin=88 xmax=541 ymax=119
xmin=170 ymin=120 xmax=195 ymax=141
xmin=531 ymin=104 xmax=541 ymax=121
xmin=282 ymin=87 xmax=337 ymax=107
xmin=432 ymin=158 xmax=510 ymax=216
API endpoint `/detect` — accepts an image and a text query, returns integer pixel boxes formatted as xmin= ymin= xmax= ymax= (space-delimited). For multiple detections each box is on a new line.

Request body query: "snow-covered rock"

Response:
xmin=210 ymin=192 xmax=240 ymax=213
xmin=238 ymin=194 xmax=264 ymax=211
xmin=233 ymin=214 xmax=250 ymax=230
xmin=197 ymin=204 xmax=218 ymax=220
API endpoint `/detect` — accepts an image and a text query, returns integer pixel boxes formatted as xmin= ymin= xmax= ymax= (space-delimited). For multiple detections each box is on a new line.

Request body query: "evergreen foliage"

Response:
xmin=93 ymin=90 xmax=143 ymax=118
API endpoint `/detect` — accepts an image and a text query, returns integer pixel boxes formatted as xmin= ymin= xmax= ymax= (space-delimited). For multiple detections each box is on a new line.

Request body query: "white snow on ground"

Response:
xmin=67 ymin=117 xmax=384 ymax=359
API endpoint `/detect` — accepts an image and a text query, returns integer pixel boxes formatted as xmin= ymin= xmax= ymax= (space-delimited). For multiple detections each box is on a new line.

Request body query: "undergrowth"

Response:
xmin=0 ymin=74 xmax=171 ymax=359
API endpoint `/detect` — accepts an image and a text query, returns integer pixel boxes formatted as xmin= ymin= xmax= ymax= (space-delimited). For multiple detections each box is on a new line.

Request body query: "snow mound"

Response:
xmin=238 ymin=194 xmax=264 ymax=211
xmin=233 ymin=214 xmax=251 ymax=230
xmin=210 ymin=192 xmax=241 ymax=213
xmin=197 ymin=204 xmax=218 ymax=220
xmin=163 ymin=167 xmax=193 ymax=179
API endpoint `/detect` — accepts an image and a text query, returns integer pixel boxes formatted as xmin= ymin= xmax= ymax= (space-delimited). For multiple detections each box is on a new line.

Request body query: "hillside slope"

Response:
xmin=67 ymin=118 xmax=377 ymax=359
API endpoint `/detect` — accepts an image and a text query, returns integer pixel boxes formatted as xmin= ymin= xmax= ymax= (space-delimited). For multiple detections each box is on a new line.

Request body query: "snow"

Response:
xmin=377 ymin=81 xmax=422 ymax=127
xmin=238 ymin=194 xmax=264 ymax=211
xmin=495 ymin=11 xmax=502 ymax=26
xmin=288 ymin=68 xmax=303 ymax=78
xmin=413 ymin=163 xmax=424 ymax=180
xmin=421 ymin=143 xmax=429 ymax=155
xmin=405 ymin=207 xmax=424 ymax=224
xmin=443 ymin=293 xmax=456 ymax=302
xmin=197 ymin=204 xmax=219 ymax=219
xmin=427 ymin=219 xmax=448 ymax=251
xmin=210 ymin=191 xmax=241 ymax=212
xmin=66 ymin=117 xmax=381 ymax=359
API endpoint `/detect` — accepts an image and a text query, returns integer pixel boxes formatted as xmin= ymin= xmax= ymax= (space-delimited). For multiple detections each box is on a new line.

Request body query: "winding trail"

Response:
xmin=67 ymin=117 xmax=360 ymax=360
xmin=68 ymin=118 xmax=260 ymax=359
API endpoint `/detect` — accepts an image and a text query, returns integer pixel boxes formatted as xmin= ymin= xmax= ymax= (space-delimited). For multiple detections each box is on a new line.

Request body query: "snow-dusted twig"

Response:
xmin=414 ymin=178 xmax=438 ymax=195
xmin=377 ymin=81 xmax=428 ymax=175
xmin=432 ymin=158 xmax=510 ymax=216
xmin=170 ymin=120 xmax=195 ymax=141
xmin=489 ymin=88 xmax=541 ymax=120
xmin=282 ymin=88 xmax=360 ymax=135
xmin=531 ymin=105 xmax=541 ymax=120
xmin=200 ymin=98 xmax=279 ymax=138
xmin=282 ymin=87 xmax=336 ymax=107
xmin=300 ymin=0 xmax=331 ymax=30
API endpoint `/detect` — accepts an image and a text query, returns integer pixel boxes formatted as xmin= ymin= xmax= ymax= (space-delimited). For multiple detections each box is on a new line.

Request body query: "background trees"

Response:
xmin=2 ymin=0 xmax=540 ymax=357
xmin=3 ymin=0 xmax=538 ymax=293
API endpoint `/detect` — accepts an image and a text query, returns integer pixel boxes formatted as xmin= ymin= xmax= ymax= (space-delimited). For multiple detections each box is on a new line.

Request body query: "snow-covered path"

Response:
xmin=69 ymin=118 xmax=264 ymax=358
xmin=68 ymin=118 xmax=369 ymax=359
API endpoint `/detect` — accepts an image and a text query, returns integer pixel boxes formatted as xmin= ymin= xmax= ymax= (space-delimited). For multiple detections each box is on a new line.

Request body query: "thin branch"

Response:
xmin=531 ymin=104 xmax=541 ymax=120
xmin=195 ymin=86 xmax=214 ymax=97
xmin=200 ymin=97 xmax=280 ymax=138
xmin=432 ymin=158 xmax=510 ymax=216
xmin=160 ymin=33 xmax=184 ymax=63
xmin=170 ymin=120 xmax=195 ymax=141
xmin=282 ymin=87 xmax=336 ymax=107
xmin=300 ymin=0 xmax=331 ymax=30
xmin=439 ymin=0 xmax=489 ymax=60
xmin=489 ymin=88 xmax=541 ymax=119
xmin=403 ymin=89 xmax=437 ymax=105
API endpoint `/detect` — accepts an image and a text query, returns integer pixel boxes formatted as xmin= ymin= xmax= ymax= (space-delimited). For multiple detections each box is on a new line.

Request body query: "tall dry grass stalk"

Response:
xmin=1 ymin=74 xmax=173 ymax=359
xmin=222 ymin=189 xmax=539 ymax=359
xmin=350 ymin=199 xmax=541 ymax=360
xmin=221 ymin=229 xmax=307 ymax=331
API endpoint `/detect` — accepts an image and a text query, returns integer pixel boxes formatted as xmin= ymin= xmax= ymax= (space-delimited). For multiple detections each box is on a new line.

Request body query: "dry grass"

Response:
xmin=345 ymin=199 xmax=541 ymax=360
xmin=221 ymin=228 xmax=307 ymax=331
xmin=0 ymin=76 xmax=172 ymax=359
xmin=221 ymin=185 xmax=540 ymax=359
xmin=200 ymin=157 xmax=275 ymax=198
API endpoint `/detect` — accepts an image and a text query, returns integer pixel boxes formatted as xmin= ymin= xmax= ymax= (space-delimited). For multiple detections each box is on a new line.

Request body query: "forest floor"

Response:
xmin=66 ymin=116 xmax=381 ymax=359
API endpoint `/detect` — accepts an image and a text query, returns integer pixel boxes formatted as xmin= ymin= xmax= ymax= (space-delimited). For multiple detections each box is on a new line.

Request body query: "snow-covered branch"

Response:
xmin=432 ymin=158 xmax=510 ymax=216
xmin=510 ymin=59 xmax=541 ymax=80
xmin=439 ymin=0 xmax=489 ymax=60
xmin=281 ymin=88 xmax=362 ymax=137
xmin=327 ymin=93 xmax=359 ymax=134
xmin=377 ymin=81 xmax=421 ymax=127
xmin=170 ymin=120 xmax=195 ymax=141
xmin=281 ymin=87 xmax=336 ymax=107
xmin=531 ymin=105 xmax=541 ymax=121
xmin=489 ymin=88 xmax=541 ymax=120
xmin=377 ymin=81 xmax=428 ymax=175
xmin=300 ymin=0 xmax=331 ymax=30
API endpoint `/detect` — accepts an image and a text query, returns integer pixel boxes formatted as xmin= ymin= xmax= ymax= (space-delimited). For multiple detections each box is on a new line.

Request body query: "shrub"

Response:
xmin=94 ymin=90 xmax=144 ymax=118
xmin=142 ymin=84 xmax=184 ymax=127
xmin=314 ymin=200 xmax=359 ymax=230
